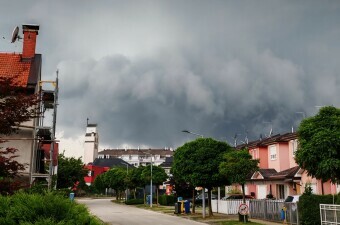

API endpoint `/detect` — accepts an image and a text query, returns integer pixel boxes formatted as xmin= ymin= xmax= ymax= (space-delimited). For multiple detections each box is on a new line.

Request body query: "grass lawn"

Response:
xmin=117 ymin=203 xmax=270 ymax=225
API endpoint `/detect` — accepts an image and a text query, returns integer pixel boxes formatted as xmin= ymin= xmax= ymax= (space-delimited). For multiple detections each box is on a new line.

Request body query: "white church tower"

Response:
xmin=84 ymin=123 xmax=99 ymax=165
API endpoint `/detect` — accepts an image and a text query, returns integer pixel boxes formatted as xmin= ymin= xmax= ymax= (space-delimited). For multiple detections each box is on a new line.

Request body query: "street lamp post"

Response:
xmin=143 ymin=152 xmax=153 ymax=208
xmin=121 ymin=162 xmax=129 ymax=202
xmin=150 ymin=155 xmax=153 ymax=208
xmin=181 ymin=130 xmax=206 ymax=218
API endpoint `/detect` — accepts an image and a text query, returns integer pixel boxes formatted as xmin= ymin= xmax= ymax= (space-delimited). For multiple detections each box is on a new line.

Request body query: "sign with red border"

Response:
xmin=239 ymin=203 xmax=249 ymax=215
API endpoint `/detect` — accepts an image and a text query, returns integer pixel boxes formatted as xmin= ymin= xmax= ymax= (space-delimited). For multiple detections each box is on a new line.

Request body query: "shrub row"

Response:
xmin=125 ymin=198 xmax=144 ymax=205
xmin=158 ymin=194 xmax=175 ymax=206
xmin=299 ymin=194 xmax=337 ymax=225
xmin=0 ymin=191 xmax=103 ymax=225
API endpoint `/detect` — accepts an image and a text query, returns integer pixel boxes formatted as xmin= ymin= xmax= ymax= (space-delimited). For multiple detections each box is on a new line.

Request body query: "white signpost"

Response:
xmin=239 ymin=203 xmax=249 ymax=223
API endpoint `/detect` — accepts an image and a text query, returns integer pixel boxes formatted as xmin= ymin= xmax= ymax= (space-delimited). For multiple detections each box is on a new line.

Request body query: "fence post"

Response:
xmin=263 ymin=200 xmax=267 ymax=220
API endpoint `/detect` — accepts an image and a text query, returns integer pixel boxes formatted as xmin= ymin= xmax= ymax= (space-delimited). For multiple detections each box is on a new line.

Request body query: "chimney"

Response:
xmin=22 ymin=24 xmax=39 ymax=59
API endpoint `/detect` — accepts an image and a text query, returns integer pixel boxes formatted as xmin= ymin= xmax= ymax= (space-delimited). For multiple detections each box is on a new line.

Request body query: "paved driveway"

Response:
xmin=77 ymin=198 xmax=207 ymax=225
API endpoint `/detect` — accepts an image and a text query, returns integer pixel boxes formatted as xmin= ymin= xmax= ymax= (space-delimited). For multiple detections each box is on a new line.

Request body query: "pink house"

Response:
xmin=235 ymin=132 xmax=337 ymax=200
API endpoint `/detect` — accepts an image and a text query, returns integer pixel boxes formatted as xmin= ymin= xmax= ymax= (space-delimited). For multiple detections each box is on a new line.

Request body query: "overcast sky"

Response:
xmin=1 ymin=1 xmax=339 ymax=159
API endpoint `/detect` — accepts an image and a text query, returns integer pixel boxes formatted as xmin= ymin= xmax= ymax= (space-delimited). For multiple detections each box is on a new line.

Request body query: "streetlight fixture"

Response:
xmin=121 ymin=162 xmax=129 ymax=202
xmin=181 ymin=129 xmax=206 ymax=218
xmin=182 ymin=130 xmax=204 ymax=138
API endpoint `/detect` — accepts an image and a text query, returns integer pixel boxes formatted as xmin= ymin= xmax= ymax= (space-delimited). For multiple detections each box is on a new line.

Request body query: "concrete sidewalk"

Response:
xmin=78 ymin=198 xmax=282 ymax=225
xmin=78 ymin=198 xmax=208 ymax=225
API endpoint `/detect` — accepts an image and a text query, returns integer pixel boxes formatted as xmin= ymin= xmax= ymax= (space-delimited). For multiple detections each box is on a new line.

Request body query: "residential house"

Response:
xmin=236 ymin=132 xmax=336 ymax=200
xmin=159 ymin=156 xmax=174 ymax=195
xmin=84 ymin=158 xmax=133 ymax=186
xmin=0 ymin=24 xmax=58 ymax=186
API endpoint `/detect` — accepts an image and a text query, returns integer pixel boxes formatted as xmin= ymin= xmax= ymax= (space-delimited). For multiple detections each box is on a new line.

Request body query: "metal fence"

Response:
xmin=320 ymin=204 xmax=340 ymax=224
xmin=249 ymin=200 xmax=299 ymax=225
xmin=212 ymin=199 xmax=299 ymax=224
xmin=211 ymin=199 xmax=250 ymax=214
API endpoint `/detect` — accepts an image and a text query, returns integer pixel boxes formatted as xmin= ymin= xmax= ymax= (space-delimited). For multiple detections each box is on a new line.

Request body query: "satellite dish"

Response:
xmin=11 ymin=26 xmax=21 ymax=43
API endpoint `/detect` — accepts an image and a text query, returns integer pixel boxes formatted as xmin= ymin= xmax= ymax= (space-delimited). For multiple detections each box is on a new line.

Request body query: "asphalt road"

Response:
xmin=77 ymin=198 xmax=207 ymax=225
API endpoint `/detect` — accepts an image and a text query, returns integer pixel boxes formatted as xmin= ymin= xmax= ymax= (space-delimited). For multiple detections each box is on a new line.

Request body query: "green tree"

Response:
xmin=172 ymin=138 xmax=232 ymax=216
xmin=93 ymin=173 xmax=106 ymax=194
xmin=128 ymin=166 xmax=145 ymax=199
xmin=295 ymin=106 xmax=340 ymax=192
xmin=0 ymin=76 xmax=39 ymax=135
xmin=103 ymin=168 xmax=126 ymax=200
xmin=219 ymin=149 xmax=259 ymax=203
xmin=56 ymin=153 xmax=87 ymax=190
xmin=141 ymin=165 xmax=167 ymax=205
xmin=0 ymin=76 xmax=38 ymax=193
xmin=0 ymin=147 xmax=27 ymax=194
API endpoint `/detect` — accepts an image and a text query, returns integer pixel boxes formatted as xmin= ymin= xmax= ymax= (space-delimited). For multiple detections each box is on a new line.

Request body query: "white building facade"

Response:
xmin=97 ymin=148 xmax=174 ymax=167
xmin=83 ymin=124 xmax=99 ymax=164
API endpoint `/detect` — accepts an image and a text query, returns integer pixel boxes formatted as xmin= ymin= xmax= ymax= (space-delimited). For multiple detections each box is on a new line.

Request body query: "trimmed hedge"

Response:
xmin=0 ymin=191 xmax=103 ymax=225
xmin=125 ymin=198 xmax=144 ymax=205
xmin=159 ymin=194 xmax=175 ymax=206
xmin=299 ymin=194 xmax=337 ymax=225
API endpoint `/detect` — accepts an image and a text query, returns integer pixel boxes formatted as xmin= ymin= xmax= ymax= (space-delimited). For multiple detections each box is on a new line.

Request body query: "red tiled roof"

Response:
xmin=271 ymin=166 xmax=300 ymax=179
xmin=236 ymin=132 xmax=298 ymax=149
xmin=0 ymin=53 xmax=32 ymax=87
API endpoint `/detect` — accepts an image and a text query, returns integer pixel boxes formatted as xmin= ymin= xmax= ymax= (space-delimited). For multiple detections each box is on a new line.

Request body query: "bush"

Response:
xmin=299 ymin=194 xmax=337 ymax=225
xmin=159 ymin=194 xmax=175 ymax=206
xmin=125 ymin=198 xmax=144 ymax=205
xmin=0 ymin=191 xmax=103 ymax=225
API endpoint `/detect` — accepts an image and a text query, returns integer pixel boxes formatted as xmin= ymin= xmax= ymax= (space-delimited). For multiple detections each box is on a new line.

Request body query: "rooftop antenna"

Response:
xmin=244 ymin=130 xmax=249 ymax=144
xmin=263 ymin=121 xmax=273 ymax=138
xmin=233 ymin=133 xmax=241 ymax=147
xmin=11 ymin=26 xmax=22 ymax=43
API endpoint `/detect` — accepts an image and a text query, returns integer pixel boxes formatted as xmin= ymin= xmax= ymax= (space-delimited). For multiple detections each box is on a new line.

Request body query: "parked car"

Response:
xmin=284 ymin=195 xmax=300 ymax=203
xmin=284 ymin=195 xmax=300 ymax=211
xmin=192 ymin=193 xmax=217 ymax=205
xmin=221 ymin=194 xmax=254 ymax=200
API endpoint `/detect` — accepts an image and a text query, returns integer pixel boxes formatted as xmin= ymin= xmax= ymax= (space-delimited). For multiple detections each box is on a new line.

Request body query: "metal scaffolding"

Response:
xmin=30 ymin=70 xmax=59 ymax=190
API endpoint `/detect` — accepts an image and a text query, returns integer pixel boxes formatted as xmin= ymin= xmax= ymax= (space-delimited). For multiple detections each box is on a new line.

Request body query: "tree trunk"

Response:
xmin=115 ymin=189 xmax=118 ymax=200
xmin=143 ymin=187 xmax=146 ymax=204
xmin=242 ymin=183 xmax=246 ymax=203
xmin=192 ymin=188 xmax=195 ymax=213
xmin=208 ymin=188 xmax=213 ymax=216
xmin=321 ymin=181 xmax=324 ymax=195
xmin=157 ymin=187 xmax=159 ymax=206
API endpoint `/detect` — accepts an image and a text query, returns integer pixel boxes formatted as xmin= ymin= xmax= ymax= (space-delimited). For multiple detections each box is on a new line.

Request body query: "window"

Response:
xmin=250 ymin=150 xmax=255 ymax=159
xmin=269 ymin=145 xmax=277 ymax=160
xmin=87 ymin=171 xmax=94 ymax=177
xmin=277 ymin=184 xmax=285 ymax=199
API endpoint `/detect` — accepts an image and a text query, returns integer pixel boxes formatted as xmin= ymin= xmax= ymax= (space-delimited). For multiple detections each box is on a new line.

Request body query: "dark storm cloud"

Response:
xmin=1 ymin=1 xmax=339 ymax=153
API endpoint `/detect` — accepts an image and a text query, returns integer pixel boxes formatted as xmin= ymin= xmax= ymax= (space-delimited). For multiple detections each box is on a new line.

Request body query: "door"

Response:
xmin=257 ymin=185 xmax=267 ymax=199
